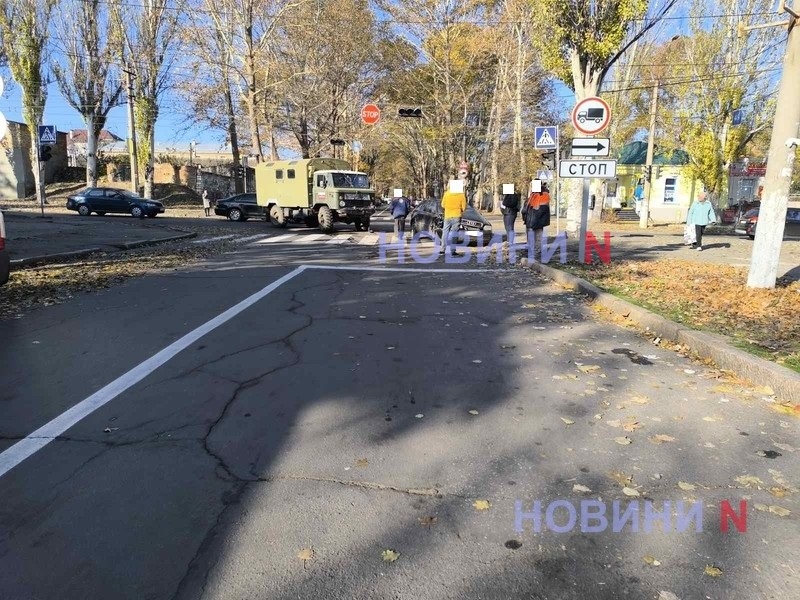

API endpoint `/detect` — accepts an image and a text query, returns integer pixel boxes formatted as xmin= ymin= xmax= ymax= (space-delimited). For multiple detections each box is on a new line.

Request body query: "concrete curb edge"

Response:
xmin=109 ymin=232 xmax=197 ymax=250
xmin=530 ymin=261 xmax=800 ymax=403
xmin=10 ymin=248 xmax=103 ymax=269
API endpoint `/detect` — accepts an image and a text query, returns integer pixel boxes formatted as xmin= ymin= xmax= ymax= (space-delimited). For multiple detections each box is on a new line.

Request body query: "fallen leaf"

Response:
xmin=629 ymin=395 xmax=650 ymax=405
xmin=658 ymin=592 xmax=680 ymax=600
xmin=758 ymin=385 xmax=775 ymax=396
xmin=649 ymin=434 xmax=676 ymax=444
xmin=703 ymin=416 xmax=721 ymax=422
xmin=622 ymin=487 xmax=640 ymax=497
xmin=578 ymin=364 xmax=601 ymax=373
xmin=382 ymin=549 xmax=400 ymax=562
xmin=472 ymin=359 xmax=482 ymax=364
xmin=614 ymin=436 xmax=633 ymax=445
xmin=418 ymin=516 xmax=438 ymax=527
xmin=768 ymin=487 xmax=788 ymax=499
xmin=609 ymin=471 xmax=633 ymax=486
xmin=644 ymin=555 xmax=661 ymax=566
xmin=622 ymin=419 xmax=642 ymax=432
xmin=355 ymin=458 xmax=369 ymax=468
xmin=735 ymin=475 xmax=764 ymax=488
xmin=606 ymin=419 xmax=621 ymax=428
xmin=704 ymin=565 xmax=723 ymax=578
xmin=521 ymin=354 xmax=534 ymax=359
xmin=297 ymin=548 xmax=314 ymax=562
xmin=473 ymin=500 xmax=491 ymax=511
xmin=768 ymin=505 xmax=791 ymax=517
xmin=561 ymin=417 xmax=575 ymax=425
xmin=774 ymin=443 xmax=796 ymax=453
xmin=678 ymin=481 xmax=696 ymax=491
xmin=468 ymin=410 xmax=479 ymax=415
xmin=572 ymin=484 xmax=592 ymax=493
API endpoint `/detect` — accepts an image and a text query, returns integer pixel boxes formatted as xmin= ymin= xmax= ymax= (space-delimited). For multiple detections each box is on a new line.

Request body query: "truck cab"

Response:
xmin=256 ymin=159 xmax=376 ymax=232
xmin=578 ymin=108 xmax=605 ymax=124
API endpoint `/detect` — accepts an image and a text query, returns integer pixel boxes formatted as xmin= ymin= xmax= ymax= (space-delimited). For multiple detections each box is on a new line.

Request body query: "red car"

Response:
xmin=735 ymin=207 xmax=800 ymax=240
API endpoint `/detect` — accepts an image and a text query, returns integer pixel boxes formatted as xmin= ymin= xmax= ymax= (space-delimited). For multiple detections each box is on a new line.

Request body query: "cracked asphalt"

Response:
xmin=0 ymin=239 xmax=798 ymax=600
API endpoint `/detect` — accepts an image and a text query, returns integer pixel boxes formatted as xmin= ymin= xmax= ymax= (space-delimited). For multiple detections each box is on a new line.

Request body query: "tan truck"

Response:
xmin=255 ymin=158 xmax=376 ymax=232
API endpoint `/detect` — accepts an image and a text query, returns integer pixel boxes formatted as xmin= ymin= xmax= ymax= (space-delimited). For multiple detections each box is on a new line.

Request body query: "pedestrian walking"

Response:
xmin=687 ymin=192 xmax=716 ymax=251
xmin=500 ymin=184 xmax=521 ymax=246
xmin=522 ymin=181 xmax=551 ymax=260
xmin=440 ymin=179 xmax=467 ymax=257
xmin=390 ymin=194 xmax=411 ymax=241
xmin=202 ymin=189 xmax=211 ymax=217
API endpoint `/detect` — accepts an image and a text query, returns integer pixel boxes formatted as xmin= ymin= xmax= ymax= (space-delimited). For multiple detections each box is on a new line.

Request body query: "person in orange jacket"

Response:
xmin=522 ymin=182 xmax=551 ymax=260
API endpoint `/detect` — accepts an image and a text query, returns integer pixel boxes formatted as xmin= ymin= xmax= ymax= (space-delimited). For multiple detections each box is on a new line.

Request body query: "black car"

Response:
xmin=408 ymin=199 xmax=493 ymax=244
xmin=213 ymin=193 xmax=265 ymax=221
xmin=66 ymin=187 xmax=165 ymax=218
xmin=735 ymin=207 xmax=800 ymax=240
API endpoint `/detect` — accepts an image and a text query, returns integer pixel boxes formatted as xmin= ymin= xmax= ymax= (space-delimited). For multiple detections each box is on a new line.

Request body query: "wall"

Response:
xmin=0 ymin=122 xmax=68 ymax=199
xmin=613 ymin=165 xmax=701 ymax=223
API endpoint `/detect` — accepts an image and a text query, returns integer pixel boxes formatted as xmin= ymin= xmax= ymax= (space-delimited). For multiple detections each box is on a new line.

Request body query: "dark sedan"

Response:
xmin=66 ymin=187 xmax=165 ymax=218
xmin=735 ymin=207 xmax=800 ymax=240
xmin=214 ymin=193 xmax=265 ymax=222
xmin=408 ymin=199 xmax=493 ymax=244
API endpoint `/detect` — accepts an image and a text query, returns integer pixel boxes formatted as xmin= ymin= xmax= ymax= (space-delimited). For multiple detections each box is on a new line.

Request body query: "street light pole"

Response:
xmin=640 ymin=79 xmax=659 ymax=228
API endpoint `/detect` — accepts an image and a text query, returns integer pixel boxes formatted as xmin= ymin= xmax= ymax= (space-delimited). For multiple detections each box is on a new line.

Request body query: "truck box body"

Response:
xmin=255 ymin=158 xmax=375 ymax=232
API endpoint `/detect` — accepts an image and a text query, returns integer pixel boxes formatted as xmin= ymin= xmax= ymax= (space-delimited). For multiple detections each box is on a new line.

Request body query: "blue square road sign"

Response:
xmin=534 ymin=126 xmax=557 ymax=150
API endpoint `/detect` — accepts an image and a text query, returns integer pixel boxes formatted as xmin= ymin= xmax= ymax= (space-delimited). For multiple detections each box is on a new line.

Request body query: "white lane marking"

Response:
xmin=190 ymin=235 xmax=235 ymax=244
xmin=293 ymin=234 xmax=329 ymax=244
xmin=305 ymin=265 xmax=488 ymax=273
xmin=325 ymin=236 xmax=351 ymax=244
xmin=359 ymin=233 xmax=380 ymax=245
xmin=254 ymin=233 xmax=300 ymax=244
xmin=0 ymin=266 xmax=309 ymax=479
xmin=238 ymin=234 xmax=270 ymax=244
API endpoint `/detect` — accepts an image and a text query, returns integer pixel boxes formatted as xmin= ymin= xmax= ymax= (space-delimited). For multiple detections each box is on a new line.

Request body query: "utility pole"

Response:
xmin=123 ymin=64 xmax=140 ymax=195
xmin=745 ymin=2 xmax=800 ymax=288
xmin=640 ymin=79 xmax=659 ymax=228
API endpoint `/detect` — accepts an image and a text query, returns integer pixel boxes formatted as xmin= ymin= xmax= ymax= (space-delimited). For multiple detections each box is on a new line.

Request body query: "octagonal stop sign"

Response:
xmin=361 ymin=104 xmax=380 ymax=126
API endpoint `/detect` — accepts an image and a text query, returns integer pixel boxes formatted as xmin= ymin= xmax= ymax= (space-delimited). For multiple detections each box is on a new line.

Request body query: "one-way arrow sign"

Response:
xmin=571 ymin=137 xmax=609 ymax=157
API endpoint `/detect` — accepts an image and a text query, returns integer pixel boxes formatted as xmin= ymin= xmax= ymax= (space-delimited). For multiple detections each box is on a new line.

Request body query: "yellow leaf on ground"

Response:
xmin=622 ymin=487 xmax=640 ymax=497
xmin=649 ymin=434 xmax=676 ymax=444
xmin=355 ymin=458 xmax=369 ymax=468
xmin=473 ymin=500 xmax=491 ymax=511
xmin=382 ymin=549 xmax=400 ymax=562
xmin=704 ymin=565 xmax=723 ymax=577
xmin=297 ymin=548 xmax=314 ymax=561
xmin=622 ymin=419 xmax=642 ymax=432
xmin=578 ymin=364 xmax=601 ymax=373
xmin=468 ymin=409 xmax=479 ymax=415
xmin=629 ymin=395 xmax=650 ymax=405
xmin=768 ymin=505 xmax=791 ymax=517
xmin=644 ymin=555 xmax=661 ymax=566
xmin=609 ymin=471 xmax=633 ymax=486
xmin=735 ymin=475 xmax=764 ymax=488
xmin=678 ymin=481 xmax=696 ymax=491
xmin=561 ymin=417 xmax=575 ymax=425
xmin=615 ymin=436 xmax=633 ymax=445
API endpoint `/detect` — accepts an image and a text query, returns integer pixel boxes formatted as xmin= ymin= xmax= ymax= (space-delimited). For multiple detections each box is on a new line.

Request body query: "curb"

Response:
xmin=9 ymin=232 xmax=198 ymax=270
xmin=10 ymin=248 xmax=103 ymax=269
xmin=531 ymin=261 xmax=800 ymax=403
xmin=109 ymin=231 xmax=196 ymax=250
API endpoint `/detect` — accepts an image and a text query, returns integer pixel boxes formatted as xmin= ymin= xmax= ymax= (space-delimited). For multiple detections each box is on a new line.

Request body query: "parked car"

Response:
xmin=213 ymin=193 xmax=264 ymax=221
xmin=66 ymin=188 xmax=165 ymax=218
xmin=408 ymin=199 xmax=493 ymax=244
xmin=735 ymin=207 xmax=800 ymax=240
xmin=0 ymin=209 xmax=9 ymax=285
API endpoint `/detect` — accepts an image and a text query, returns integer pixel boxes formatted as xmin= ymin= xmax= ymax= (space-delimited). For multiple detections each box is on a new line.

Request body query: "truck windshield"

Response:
xmin=331 ymin=173 xmax=370 ymax=189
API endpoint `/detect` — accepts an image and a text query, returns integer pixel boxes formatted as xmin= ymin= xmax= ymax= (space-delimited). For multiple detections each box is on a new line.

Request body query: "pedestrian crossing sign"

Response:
xmin=534 ymin=126 xmax=557 ymax=150
xmin=38 ymin=125 xmax=57 ymax=144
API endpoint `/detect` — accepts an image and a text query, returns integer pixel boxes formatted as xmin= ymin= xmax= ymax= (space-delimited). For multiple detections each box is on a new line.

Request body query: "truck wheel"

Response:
xmin=318 ymin=206 xmax=334 ymax=233
xmin=269 ymin=205 xmax=286 ymax=228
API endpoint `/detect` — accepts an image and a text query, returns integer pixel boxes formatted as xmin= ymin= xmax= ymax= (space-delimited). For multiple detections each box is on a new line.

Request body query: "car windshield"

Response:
xmin=118 ymin=190 xmax=143 ymax=199
xmin=331 ymin=173 xmax=370 ymax=189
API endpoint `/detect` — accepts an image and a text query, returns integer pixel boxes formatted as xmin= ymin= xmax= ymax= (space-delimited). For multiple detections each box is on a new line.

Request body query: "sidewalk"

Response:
xmin=485 ymin=215 xmax=800 ymax=280
xmin=2 ymin=211 xmax=195 ymax=267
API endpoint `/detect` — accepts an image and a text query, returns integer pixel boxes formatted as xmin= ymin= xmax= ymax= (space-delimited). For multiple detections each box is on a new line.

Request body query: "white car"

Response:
xmin=0 ymin=209 xmax=9 ymax=285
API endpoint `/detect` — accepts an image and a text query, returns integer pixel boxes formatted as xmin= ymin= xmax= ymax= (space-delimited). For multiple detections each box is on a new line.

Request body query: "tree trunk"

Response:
xmin=224 ymin=78 xmax=243 ymax=193
xmin=86 ymin=114 xmax=99 ymax=187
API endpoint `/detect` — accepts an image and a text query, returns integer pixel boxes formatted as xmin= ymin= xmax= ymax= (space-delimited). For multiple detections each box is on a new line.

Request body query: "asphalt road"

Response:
xmin=0 ymin=236 xmax=798 ymax=600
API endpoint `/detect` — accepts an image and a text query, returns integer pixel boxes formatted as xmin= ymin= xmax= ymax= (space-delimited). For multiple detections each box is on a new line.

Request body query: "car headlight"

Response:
xmin=339 ymin=200 xmax=346 ymax=207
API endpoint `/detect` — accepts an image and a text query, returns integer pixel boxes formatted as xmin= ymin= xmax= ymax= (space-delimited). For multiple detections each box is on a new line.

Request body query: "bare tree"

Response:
xmin=52 ymin=0 xmax=124 ymax=187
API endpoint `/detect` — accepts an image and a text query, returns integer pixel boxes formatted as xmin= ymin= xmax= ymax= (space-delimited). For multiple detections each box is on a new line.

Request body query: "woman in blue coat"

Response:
xmin=687 ymin=192 xmax=717 ymax=251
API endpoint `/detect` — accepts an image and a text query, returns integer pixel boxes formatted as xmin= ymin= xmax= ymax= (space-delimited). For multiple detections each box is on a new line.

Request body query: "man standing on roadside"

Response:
xmin=687 ymin=191 xmax=716 ymax=251
xmin=390 ymin=191 xmax=411 ymax=242
xmin=440 ymin=179 xmax=467 ymax=257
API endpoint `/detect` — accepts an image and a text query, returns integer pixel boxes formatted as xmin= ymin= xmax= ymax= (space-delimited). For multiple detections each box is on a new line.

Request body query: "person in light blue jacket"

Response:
xmin=687 ymin=192 xmax=716 ymax=250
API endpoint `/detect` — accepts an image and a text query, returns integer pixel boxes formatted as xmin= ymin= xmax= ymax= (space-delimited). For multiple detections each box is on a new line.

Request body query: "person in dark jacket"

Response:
xmin=500 ymin=184 xmax=521 ymax=246
xmin=522 ymin=182 xmax=551 ymax=260
xmin=390 ymin=194 xmax=411 ymax=241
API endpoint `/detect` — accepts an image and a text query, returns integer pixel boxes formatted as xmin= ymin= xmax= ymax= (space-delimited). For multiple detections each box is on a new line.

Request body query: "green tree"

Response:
xmin=0 ymin=0 xmax=58 ymax=207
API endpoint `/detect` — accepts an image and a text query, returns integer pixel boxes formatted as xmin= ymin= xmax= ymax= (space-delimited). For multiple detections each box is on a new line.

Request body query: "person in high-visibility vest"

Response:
xmin=522 ymin=182 xmax=551 ymax=260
